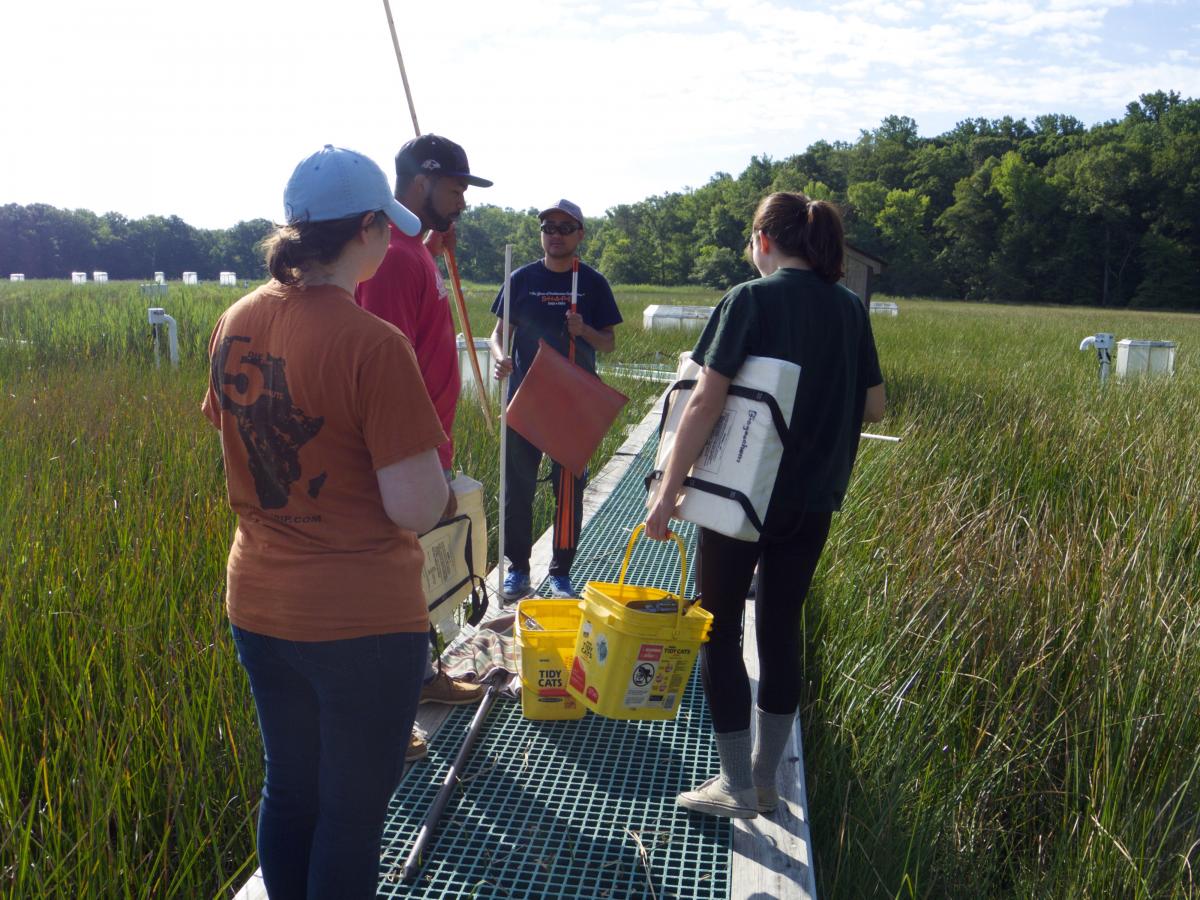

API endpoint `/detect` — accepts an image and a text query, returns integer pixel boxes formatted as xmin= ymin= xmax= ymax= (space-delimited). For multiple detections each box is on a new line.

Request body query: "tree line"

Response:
xmin=4 ymin=91 xmax=1196 ymax=307
xmin=456 ymin=90 xmax=1198 ymax=309
xmin=0 ymin=207 xmax=272 ymax=284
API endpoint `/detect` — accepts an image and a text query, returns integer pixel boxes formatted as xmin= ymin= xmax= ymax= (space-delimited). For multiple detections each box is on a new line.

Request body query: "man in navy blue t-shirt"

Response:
xmin=489 ymin=199 xmax=623 ymax=600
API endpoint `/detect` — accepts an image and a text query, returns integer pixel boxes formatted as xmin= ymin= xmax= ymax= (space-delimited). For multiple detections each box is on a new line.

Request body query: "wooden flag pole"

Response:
xmin=443 ymin=248 xmax=493 ymax=425
xmin=381 ymin=0 xmax=420 ymax=135
xmin=379 ymin=0 xmax=493 ymax=425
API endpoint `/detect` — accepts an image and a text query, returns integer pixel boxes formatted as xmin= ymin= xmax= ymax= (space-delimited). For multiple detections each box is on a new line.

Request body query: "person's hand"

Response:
xmin=565 ymin=311 xmax=585 ymax=337
xmin=643 ymin=486 xmax=675 ymax=541
xmin=439 ymin=487 xmax=458 ymax=522
xmin=424 ymin=223 xmax=457 ymax=256
xmin=494 ymin=355 xmax=514 ymax=380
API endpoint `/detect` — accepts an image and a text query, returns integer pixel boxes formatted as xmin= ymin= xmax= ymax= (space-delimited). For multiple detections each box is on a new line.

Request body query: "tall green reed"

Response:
xmin=4 ymin=281 xmax=1197 ymax=898
xmin=0 ymin=279 xmax=697 ymax=897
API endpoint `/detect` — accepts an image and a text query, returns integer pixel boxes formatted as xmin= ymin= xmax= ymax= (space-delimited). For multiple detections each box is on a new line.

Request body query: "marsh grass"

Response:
xmin=1 ymin=281 xmax=1198 ymax=897
xmin=812 ymin=301 xmax=1200 ymax=897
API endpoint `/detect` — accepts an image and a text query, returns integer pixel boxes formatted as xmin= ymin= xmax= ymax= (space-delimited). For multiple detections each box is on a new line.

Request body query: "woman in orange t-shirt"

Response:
xmin=203 ymin=146 xmax=447 ymax=899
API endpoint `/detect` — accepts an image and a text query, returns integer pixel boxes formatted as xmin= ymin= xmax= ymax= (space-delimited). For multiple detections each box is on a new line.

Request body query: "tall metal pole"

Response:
xmin=558 ymin=255 xmax=581 ymax=543
xmin=401 ymin=684 xmax=500 ymax=883
xmin=498 ymin=245 xmax=512 ymax=586
xmin=567 ymin=256 xmax=579 ymax=365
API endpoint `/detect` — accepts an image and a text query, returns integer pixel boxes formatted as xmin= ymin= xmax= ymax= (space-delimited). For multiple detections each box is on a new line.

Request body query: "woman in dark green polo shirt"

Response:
xmin=645 ymin=192 xmax=886 ymax=819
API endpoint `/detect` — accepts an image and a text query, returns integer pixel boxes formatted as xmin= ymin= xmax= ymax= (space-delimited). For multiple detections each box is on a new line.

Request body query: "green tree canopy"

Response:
xmin=6 ymin=91 xmax=1197 ymax=309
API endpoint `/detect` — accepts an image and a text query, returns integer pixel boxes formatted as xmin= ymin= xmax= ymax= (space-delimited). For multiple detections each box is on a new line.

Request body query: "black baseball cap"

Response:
xmin=395 ymin=134 xmax=493 ymax=187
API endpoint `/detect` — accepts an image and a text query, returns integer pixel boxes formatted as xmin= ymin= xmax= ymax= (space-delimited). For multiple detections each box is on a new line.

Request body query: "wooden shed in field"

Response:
xmin=843 ymin=243 xmax=886 ymax=305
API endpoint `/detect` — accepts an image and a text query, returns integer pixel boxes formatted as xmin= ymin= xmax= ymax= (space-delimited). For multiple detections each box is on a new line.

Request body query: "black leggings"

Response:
xmin=698 ymin=510 xmax=832 ymax=733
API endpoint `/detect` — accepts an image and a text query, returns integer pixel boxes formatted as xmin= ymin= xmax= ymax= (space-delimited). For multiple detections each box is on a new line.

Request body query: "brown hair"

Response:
xmin=261 ymin=212 xmax=385 ymax=285
xmin=750 ymin=192 xmax=845 ymax=284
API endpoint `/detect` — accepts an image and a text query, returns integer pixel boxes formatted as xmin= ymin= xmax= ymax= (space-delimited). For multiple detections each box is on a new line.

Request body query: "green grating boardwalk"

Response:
xmin=377 ymin=437 xmax=733 ymax=899
xmin=542 ymin=431 xmax=696 ymax=598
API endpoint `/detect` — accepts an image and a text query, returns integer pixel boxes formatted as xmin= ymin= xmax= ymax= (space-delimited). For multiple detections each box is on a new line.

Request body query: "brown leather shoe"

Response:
xmin=420 ymin=671 xmax=486 ymax=705
xmin=405 ymin=731 xmax=429 ymax=762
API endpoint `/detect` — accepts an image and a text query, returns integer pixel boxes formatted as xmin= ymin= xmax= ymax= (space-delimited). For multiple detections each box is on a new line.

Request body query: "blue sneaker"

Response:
xmin=502 ymin=569 xmax=531 ymax=601
xmin=548 ymin=575 xmax=576 ymax=598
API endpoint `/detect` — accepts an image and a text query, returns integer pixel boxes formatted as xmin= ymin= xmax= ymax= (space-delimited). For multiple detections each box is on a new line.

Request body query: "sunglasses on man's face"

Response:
xmin=540 ymin=222 xmax=580 ymax=236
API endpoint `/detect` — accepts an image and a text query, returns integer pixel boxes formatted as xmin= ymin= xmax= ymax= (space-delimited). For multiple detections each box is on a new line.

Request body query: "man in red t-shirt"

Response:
xmin=358 ymin=134 xmax=491 ymax=481
xmin=356 ymin=134 xmax=493 ymax=757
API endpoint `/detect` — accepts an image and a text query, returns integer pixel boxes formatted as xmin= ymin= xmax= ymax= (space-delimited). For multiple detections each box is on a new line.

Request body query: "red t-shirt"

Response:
xmin=356 ymin=227 xmax=460 ymax=470
xmin=202 ymin=281 xmax=446 ymax=641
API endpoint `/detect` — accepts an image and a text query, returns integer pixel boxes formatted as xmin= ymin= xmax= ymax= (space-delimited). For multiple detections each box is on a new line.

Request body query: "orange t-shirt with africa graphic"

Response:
xmin=202 ymin=281 xmax=446 ymax=642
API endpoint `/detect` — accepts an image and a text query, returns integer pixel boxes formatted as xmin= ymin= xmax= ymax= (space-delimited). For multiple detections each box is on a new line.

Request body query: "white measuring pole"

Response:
xmin=498 ymin=245 xmax=513 ymax=586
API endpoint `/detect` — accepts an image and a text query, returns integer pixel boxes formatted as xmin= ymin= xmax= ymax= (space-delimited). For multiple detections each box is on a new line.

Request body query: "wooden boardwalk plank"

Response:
xmin=731 ymin=596 xmax=818 ymax=899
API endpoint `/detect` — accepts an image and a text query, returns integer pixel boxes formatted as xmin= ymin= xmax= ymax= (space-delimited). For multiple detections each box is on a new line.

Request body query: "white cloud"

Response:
xmin=599 ymin=0 xmax=713 ymax=27
xmin=874 ymin=3 xmax=919 ymax=22
xmin=0 ymin=0 xmax=1196 ymax=230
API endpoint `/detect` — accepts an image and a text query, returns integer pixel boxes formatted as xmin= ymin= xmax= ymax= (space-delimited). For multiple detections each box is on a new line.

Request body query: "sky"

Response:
xmin=1 ymin=0 xmax=1197 ymax=230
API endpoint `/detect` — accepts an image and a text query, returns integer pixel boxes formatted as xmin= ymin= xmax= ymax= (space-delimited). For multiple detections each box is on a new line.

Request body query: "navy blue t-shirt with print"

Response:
xmin=491 ymin=260 xmax=622 ymax=399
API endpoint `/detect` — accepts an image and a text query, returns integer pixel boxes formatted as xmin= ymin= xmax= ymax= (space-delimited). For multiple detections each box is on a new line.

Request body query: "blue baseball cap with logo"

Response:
xmin=284 ymin=145 xmax=422 ymax=235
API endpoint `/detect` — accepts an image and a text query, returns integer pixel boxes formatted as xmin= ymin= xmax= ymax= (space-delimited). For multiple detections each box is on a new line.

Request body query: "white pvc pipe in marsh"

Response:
xmin=148 ymin=307 xmax=179 ymax=368
xmin=165 ymin=315 xmax=179 ymax=368
xmin=498 ymin=244 xmax=512 ymax=585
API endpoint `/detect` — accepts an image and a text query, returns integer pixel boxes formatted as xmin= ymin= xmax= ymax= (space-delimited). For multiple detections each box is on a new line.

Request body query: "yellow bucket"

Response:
xmin=516 ymin=599 xmax=587 ymax=720
xmin=567 ymin=525 xmax=712 ymax=720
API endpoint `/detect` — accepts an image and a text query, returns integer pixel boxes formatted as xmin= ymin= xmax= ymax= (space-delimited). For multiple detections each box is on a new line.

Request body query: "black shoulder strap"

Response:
xmin=726 ymin=384 xmax=790 ymax=444
xmin=656 ymin=378 xmax=697 ymax=437
xmin=646 ymin=368 xmax=802 ymax=540
xmin=643 ymin=469 xmax=766 ymax=535
xmin=657 ymin=377 xmax=792 ymax=446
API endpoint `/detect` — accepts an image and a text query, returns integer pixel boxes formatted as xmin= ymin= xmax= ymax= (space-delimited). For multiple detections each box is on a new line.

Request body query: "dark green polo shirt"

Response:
xmin=692 ymin=267 xmax=883 ymax=519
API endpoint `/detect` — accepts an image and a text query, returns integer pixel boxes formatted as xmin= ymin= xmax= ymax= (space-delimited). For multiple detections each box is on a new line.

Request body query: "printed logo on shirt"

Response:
xmin=530 ymin=290 xmax=582 ymax=307
xmin=435 ymin=269 xmax=449 ymax=303
xmin=212 ymin=335 xmax=325 ymax=510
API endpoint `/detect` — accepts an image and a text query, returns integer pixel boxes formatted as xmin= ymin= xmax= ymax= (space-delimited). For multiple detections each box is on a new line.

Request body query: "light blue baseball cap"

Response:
xmin=283 ymin=145 xmax=422 ymax=236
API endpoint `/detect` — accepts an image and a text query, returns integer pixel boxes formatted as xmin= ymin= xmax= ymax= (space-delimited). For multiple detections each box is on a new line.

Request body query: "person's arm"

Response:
xmin=863 ymin=382 xmax=886 ymax=423
xmin=565 ymin=315 xmax=615 ymax=353
xmin=644 ymin=366 xmax=732 ymax=541
xmin=376 ymin=447 xmax=449 ymax=534
xmin=439 ymin=468 xmax=457 ymax=521
xmin=489 ymin=319 xmax=515 ymax=380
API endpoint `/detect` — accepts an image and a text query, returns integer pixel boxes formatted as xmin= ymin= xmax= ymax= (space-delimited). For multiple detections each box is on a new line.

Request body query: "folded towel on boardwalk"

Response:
xmin=439 ymin=612 xmax=521 ymax=699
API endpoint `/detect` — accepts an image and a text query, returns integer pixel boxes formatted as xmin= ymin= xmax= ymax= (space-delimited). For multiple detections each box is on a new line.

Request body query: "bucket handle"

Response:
xmin=617 ymin=523 xmax=688 ymax=603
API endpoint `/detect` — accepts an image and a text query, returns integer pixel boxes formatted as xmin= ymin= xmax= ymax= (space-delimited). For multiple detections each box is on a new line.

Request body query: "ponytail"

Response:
xmin=260 ymin=213 xmax=383 ymax=286
xmin=751 ymin=192 xmax=845 ymax=284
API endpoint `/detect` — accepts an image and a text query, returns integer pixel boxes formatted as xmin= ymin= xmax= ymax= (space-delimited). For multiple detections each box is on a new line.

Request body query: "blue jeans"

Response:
xmin=231 ymin=625 xmax=428 ymax=900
